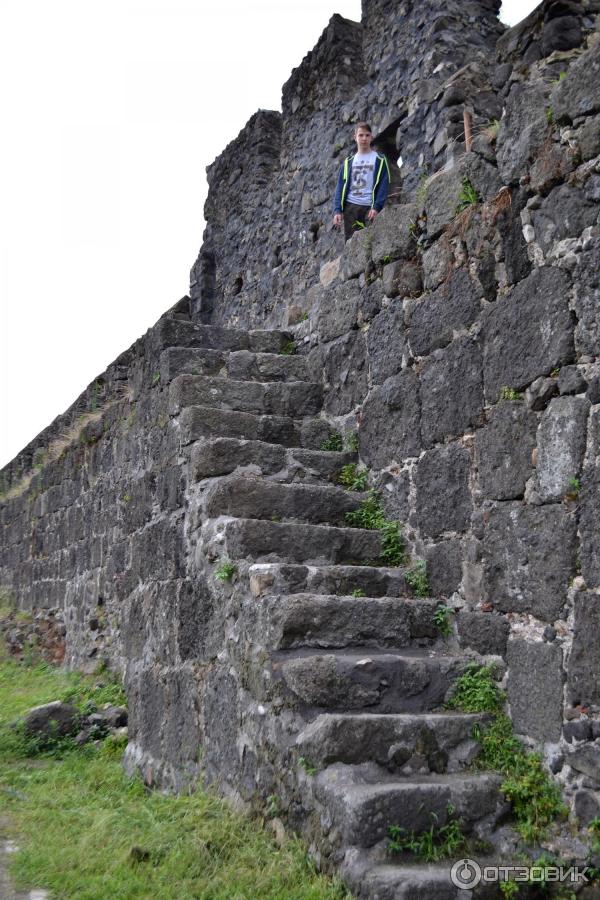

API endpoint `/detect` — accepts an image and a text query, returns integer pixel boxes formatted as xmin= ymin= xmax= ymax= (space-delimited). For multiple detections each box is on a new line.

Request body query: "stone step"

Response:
xmin=169 ymin=375 xmax=323 ymax=417
xmin=344 ymin=860 xmax=501 ymax=900
xmin=160 ymin=347 xmax=313 ymax=384
xmin=274 ymin=649 xmax=466 ymax=713
xmin=205 ymin=477 xmax=363 ymax=526
xmin=154 ymin=319 xmax=292 ymax=353
xmin=313 ymin=763 xmax=503 ymax=848
xmin=256 ymin=594 xmax=439 ymax=650
xmin=179 ymin=407 xmax=332 ymax=449
xmin=248 ymin=563 xmax=415 ymax=599
xmin=221 ymin=518 xmax=384 ymax=566
xmin=189 ymin=438 xmax=355 ymax=482
xmin=296 ymin=712 xmax=485 ymax=771
xmin=227 ymin=350 xmax=312 ymax=383
xmin=160 ymin=347 xmax=226 ymax=382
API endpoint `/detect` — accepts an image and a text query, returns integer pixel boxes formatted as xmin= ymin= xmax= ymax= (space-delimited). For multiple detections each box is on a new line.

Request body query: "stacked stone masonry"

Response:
xmin=2 ymin=0 xmax=600 ymax=896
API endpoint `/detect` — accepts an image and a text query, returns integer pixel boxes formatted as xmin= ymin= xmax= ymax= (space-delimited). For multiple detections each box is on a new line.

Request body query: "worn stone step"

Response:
xmin=296 ymin=712 xmax=485 ymax=771
xmin=154 ymin=319 xmax=292 ymax=353
xmin=169 ymin=375 xmax=323 ymax=417
xmin=256 ymin=594 xmax=438 ymax=650
xmin=179 ymin=407 xmax=331 ymax=449
xmin=343 ymin=859 xmax=503 ymax=900
xmin=248 ymin=563 xmax=416 ymax=599
xmin=221 ymin=518 xmax=384 ymax=565
xmin=227 ymin=349 xmax=312 ymax=383
xmin=160 ymin=347 xmax=313 ymax=384
xmin=205 ymin=477 xmax=363 ymax=526
xmin=274 ymin=649 xmax=466 ymax=713
xmin=313 ymin=763 xmax=503 ymax=848
xmin=189 ymin=438 xmax=355 ymax=481
xmin=160 ymin=347 xmax=226 ymax=382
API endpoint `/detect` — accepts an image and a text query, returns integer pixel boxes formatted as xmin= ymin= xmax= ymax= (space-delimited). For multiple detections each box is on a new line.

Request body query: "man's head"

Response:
xmin=354 ymin=122 xmax=373 ymax=153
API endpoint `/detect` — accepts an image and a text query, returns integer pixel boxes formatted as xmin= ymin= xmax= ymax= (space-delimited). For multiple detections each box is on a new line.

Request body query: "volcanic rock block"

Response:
xmin=482 ymin=267 xmax=574 ymax=402
xmin=482 ymin=502 xmax=576 ymax=621
xmin=568 ymin=593 xmax=600 ymax=707
xmin=420 ymin=336 xmax=484 ymax=447
xmin=407 ymin=268 xmax=480 ymax=358
xmin=474 ymin=401 xmax=537 ymax=500
xmin=359 ymin=371 xmax=422 ymax=468
xmin=507 ymin=640 xmax=563 ymax=742
xmin=536 ymin=395 xmax=589 ymax=502
xmin=415 ymin=445 xmax=472 ymax=538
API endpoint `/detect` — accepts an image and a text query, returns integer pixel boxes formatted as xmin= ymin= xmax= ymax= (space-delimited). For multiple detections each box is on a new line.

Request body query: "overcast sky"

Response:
xmin=0 ymin=0 xmax=538 ymax=470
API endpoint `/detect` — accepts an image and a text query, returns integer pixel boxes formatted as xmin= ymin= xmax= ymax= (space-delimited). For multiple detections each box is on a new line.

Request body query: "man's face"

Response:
xmin=355 ymin=128 xmax=373 ymax=152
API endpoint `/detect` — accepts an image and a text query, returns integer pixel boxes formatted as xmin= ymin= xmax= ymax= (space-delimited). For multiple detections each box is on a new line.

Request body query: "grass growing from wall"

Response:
xmin=0 ymin=643 xmax=348 ymax=899
xmin=446 ymin=664 xmax=567 ymax=843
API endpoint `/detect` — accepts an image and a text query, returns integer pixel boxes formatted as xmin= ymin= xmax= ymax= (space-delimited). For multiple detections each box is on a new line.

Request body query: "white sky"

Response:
xmin=0 ymin=0 xmax=537 ymax=469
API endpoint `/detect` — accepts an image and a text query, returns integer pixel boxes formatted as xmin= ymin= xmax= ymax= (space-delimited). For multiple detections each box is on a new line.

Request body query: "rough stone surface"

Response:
xmin=531 ymin=184 xmax=599 ymax=253
xmin=569 ymin=593 xmax=600 ymax=706
xmin=483 ymin=503 xmax=577 ymax=621
xmin=420 ymin=336 xmax=484 ymax=447
xmin=366 ymin=303 xmax=407 ymax=385
xmin=482 ymin=267 xmax=574 ymax=402
xmin=457 ymin=611 xmax=509 ymax=656
xmin=574 ymin=236 xmax=600 ymax=357
xmin=496 ymin=82 xmax=549 ymax=185
xmin=579 ymin=469 xmax=600 ymax=589
xmin=536 ymin=396 xmax=589 ymax=502
xmin=474 ymin=402 xmax=537 ymax=500
xmin=415 ymin=445 xmax=472 ymax=538
xmin=359 ymin=371 xmax=421 ymax=468
xmin=425 ymin=539 xmax=464 ymax=598
xmin=553 ymin=41 xmax=600 ymax=123
xmin=507 ymin=640 xmax=563 ymax=742
xmin=407 ymin=268 xmax=480 ymax=358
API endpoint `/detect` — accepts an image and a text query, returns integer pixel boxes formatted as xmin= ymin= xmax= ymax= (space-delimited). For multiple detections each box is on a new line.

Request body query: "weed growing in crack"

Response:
xmin=345 ymin=491 xmax=406 ymax=566
xmin=499 ymin=386 xmax=523 ymax=401
xmin=433 ymin=603 xmax=453 ymax=637
xmin=215 ymin=561 xmax=237 ymax=582
xmin=456 ymin=177 xmax=481 ymax=213
xmin=388 ymin=805 xmax=467 ymax=862
xmin=336 ymin=463 xmax=368 ymax=492
xmin=320 ymin=432 xmax=343 ymax=452
xmin=405 ymin=560 xmax=429 ymax=598
xmin=447 ymin=665 xmax=567 ymax=842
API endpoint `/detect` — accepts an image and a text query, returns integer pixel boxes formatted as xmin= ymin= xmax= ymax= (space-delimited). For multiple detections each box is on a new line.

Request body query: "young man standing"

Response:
xmin=332 ymin=123 xmax=390 ymax=241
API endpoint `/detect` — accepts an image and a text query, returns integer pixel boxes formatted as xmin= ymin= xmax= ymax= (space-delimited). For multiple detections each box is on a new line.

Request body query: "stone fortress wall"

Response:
xmin=2 ymin=0 xmax=600 ymax=891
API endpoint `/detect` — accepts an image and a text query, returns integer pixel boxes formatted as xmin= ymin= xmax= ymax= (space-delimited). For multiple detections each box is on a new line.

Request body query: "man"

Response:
xmin=333 ymin=122 xmax=390 ymax=241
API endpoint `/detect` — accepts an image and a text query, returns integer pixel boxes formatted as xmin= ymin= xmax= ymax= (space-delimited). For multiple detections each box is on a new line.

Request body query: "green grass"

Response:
xmin=499 ymin=386 xmax=523 ymax=402
xmin=389 ymin=806 xmax=467 ymax=862
xmin=215 ymin=560 xmax=237 ymax=582
xmin=0 ymin=645 xmax=349 ymax=900
xmin=456 ymin=177 xmax=481 ymax=213
xmin=344 ymin=491 xmax=406 ymax=567
xmin=405 ymin=561 xmax=429 ymax=599
xmin=335 ymin=463 xmax=368 ymax=492
xmin=432 ymin=603 xmax=453 ymax=637
xmin=320 ymin=432 xmax=343 ymax=452
xmin=447 ymin=664 xmax=567 ymax=842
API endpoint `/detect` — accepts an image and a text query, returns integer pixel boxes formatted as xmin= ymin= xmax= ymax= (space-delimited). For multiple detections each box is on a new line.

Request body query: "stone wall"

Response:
xmin=2 ymin=0 xmax=600 ymax=852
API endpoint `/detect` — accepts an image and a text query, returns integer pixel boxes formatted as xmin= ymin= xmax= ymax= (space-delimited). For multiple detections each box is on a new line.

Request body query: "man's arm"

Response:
xmin=332 ymin=163 xmax=345 ymax=225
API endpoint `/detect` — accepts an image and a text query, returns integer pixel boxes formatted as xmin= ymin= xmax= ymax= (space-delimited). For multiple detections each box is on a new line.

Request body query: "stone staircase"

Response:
xmin=158 ymin=318 xmax=510 ymax=899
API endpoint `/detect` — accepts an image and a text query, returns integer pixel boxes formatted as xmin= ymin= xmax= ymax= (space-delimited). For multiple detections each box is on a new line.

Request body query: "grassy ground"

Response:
xmin=0 ymin=645 xmax=348 ymax=899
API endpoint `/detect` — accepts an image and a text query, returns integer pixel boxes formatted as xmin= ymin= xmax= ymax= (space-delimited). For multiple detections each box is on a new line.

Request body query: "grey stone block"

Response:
xmin=577 ymin=114 xmax=600 ymax=162
xmin=366 ymin=303 xmax=407 ymax=385
xmin=568 ymin=593 xmax=600 ymax=706
xmin=317 ymin=280 xmax=361 ymax=342
xmin=370 ymin=203 xmax=418 ymax=265
xmin=422 ymin=240 xmax=453 ymax=292
xmin=408 ymin=268 xmax=480 ymax=358
xmin=574 ymin=236 xmax=600 ymax=357
xmin=359 ymin=371 xmax=421 ymax=468
xmin=574 ymin=790 xmax=600 ymax=826
xmin=507 ymin=640 xmax=563 ymax=742
xmin=322 ymin=331 xmax=368 ymax=415
xmin=420 ymin=336 xmax=484 ymax=448
xmin=382 ymin=259 xmax=422 ymax=299
xmin=482 ymin=502 xmax=577 ymax=621
xmin=531 ymin=184 xmax=599 ymax=254
xmin=475 ymin=402 xmax=537 ymax=500
xmin=496 ymin=82 xmax=549 ymax=185
xmin=536 ymin=396 xmax=589 ymax=502
xmin=425 ymin=539 xmax=463 ymax=597
xmin=578 ymin=469 xmax=600 ymax=589
xmin=425 ymin=155 xmax=502 ymax=239
xmin=415 ymin=445 xmax=472 ymax=538
xmin=340 ymin=227 xmax=371 ymax=280
xmin=482 ymin=267 xmax=574 ymax=402
xmin=568 ymin=744 xmax=600 ymax=786
xmin=558 ymin=366 xmax=587 ymax=396
xmin=457 ymin=611 xmax=509 ymax=656
xmin=553 ymin=43 xmax=600 ymax=123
